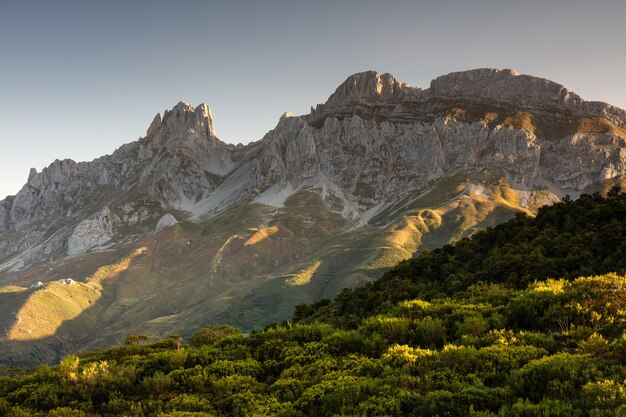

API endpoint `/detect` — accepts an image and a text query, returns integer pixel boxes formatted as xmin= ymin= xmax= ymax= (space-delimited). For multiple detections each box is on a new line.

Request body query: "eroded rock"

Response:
xmin=67 ymin=207 xmax=114 ymax=256
xmin=155 ymin=213 xmax=178 ymax=232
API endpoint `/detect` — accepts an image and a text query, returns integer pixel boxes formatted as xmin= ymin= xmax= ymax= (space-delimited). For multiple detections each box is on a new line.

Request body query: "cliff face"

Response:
xmin=0 ymin=69 xmax=625 ymax=366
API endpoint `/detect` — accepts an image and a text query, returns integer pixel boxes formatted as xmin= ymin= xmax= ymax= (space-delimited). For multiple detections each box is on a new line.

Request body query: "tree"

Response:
xmin=189 ymin=325 xmax=242 ymax=348
xmin=125 ymin=334 xmax=149 ymax=345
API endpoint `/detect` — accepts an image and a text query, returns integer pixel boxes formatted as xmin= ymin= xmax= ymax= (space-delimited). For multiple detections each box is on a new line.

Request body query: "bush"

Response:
xmin=189 ymin=325 xmax=242 ymax=347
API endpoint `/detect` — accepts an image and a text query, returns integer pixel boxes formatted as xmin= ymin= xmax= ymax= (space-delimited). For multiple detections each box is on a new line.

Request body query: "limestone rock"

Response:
xmin=162 ymin=101 xmax=217 ymax=137
xmin=429 ymin=68 xmax=578 ymax=109
xmin=146 ymin=113 xmax=162 ymax=136
xmin=325 ymin=71 xmax=415 ymax=105
xmin=155 ymin=213 xmax=178 ymax=232
xmin=0 ymin=198 xmax=12 ymax=232
xmin=67 ymin=207 xmax=114 ymax=256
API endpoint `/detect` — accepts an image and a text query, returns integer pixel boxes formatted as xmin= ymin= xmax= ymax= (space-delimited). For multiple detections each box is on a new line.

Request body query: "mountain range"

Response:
xmin=1 ymin=68 xmax=625 ymax=366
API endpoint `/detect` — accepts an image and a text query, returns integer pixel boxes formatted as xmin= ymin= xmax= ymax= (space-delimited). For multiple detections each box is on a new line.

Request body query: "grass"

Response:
xmin=4 ymin=247 xmax=148 ymax=342
xmin=7 ymin=281 xmax=101 ymax=341
xmin=244 ymin=226 xmax=280 ymax=246
xmin=285 ymin=261 xmax=322 ymax=286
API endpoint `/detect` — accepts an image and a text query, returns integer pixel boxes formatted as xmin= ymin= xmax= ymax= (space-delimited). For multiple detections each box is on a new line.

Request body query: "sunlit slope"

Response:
xmin=4 ymin=248 xmax=147 ymax=342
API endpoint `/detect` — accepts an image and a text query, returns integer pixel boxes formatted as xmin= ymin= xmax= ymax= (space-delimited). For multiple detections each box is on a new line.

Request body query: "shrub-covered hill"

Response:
xmin=2 ymin=188 xmax=626 ymax=417
xmin=294 ymin=187 xmax=626 ymax=327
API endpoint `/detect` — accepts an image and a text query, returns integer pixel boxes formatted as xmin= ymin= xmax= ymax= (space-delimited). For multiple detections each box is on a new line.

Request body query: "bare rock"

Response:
xmin=0 ymin=198 xmax=11 ymax=232
xmin=162 ymin=101 xmax=217 ymax=137
xmin=67 ymin=206 xmax=114 ymax=256
xmin=155 ymin=213 xmax=178 ymax=232
xmin=146 ymin=113 xmax=162 ymax=136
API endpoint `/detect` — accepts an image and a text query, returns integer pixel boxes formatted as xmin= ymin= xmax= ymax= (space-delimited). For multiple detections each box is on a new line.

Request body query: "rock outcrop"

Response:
xmin=0 ymin=198 xmax=11 ymax=232
xmin=155 ymin=214 xmax=178 ymax=232
xmin=67 ymin=207 xmax=115 ymax=256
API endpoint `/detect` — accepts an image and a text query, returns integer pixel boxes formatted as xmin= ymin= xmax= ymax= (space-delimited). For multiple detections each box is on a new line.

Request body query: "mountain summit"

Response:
xmin=1 ymin=69 xmax=625 ymax=366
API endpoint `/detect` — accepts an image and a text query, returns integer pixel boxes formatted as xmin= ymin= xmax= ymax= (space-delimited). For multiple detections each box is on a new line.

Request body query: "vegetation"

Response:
xmin=295 ymin=187 xmax=626 ymax=327
xmin=1 ymin=187 xmax=626 ymax=416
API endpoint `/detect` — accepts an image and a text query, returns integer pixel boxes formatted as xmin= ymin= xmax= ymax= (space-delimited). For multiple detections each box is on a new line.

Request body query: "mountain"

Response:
xmin=1 ymin=69 xmax=625 ymax=366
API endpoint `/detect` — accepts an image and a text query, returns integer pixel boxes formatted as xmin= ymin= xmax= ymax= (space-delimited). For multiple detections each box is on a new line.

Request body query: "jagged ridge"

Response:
xmin=0 ymin=69 xmax=625 ymax=365
xmin=1 ymin=68 xmax=625 ymax=264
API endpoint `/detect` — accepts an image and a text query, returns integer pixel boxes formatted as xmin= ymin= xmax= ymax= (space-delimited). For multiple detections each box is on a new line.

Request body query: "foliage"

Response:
xmin=188 ymin=325 xmax=242 ymax=348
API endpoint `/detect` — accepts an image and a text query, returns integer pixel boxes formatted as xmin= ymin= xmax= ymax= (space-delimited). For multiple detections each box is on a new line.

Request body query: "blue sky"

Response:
xmin=1 ymin=0 xmax=625 ymax=199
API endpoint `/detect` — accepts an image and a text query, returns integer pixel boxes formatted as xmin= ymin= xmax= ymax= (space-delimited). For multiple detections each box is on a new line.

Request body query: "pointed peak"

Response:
xmin=146 ymin=113 xmax=162 ymax=136
xmin=162 ymin=101 xmax=217 ymax=137
xmin=28 ymin=168 xmax=38 ymax=183
xmin=280 ymin=112 xmax=294 ymax=121
xmin=173 ymin=100 xmax=194 ymax=111
xmin=195 ymin=103 xmax=217 ymax=137
xmin=194 ymin=102 xmax=213 ymax=119
xmin=163 ymin=101 xmax=196 ymax=122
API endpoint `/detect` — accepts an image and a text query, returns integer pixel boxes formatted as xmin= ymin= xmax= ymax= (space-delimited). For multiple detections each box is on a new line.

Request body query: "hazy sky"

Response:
xmin=1 ymin=0 xmax=625 ymax=199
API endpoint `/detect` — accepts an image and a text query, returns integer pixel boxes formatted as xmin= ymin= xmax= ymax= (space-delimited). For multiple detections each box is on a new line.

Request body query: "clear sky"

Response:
xmin=1 ymin=0 xmax=625 ymax=199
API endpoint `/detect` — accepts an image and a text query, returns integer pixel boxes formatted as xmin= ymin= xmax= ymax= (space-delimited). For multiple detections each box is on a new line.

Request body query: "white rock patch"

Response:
xmin=67 ymin=207 xmax=114 ymax=256
xmin=155 ymin=213 xmax=178 ymax=232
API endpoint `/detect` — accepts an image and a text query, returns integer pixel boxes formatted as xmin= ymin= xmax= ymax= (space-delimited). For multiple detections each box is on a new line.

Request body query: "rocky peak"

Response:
xmin=325 ymin=71 xmax=417 ymax=106
xmin=428 ymin=69 xmax=626 ymax=128
xmin=280 ymin=112 xmax=294 ymax=121
xmin=307 ymin=71 xmax=422 ymax=126
xmin=26 ymin=159 xmax=78 ymax=188
xmin=146 ymin=113 xmax=162 ymax=136
xmin=162 ymin=101 xmax=217 ymax=137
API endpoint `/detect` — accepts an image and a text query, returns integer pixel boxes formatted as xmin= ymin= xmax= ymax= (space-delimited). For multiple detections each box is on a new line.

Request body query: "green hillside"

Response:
xmin=294 ymin=187 xmax=626 ymax=327
xmin=1 ymin=187 xmax=626 ymax=416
